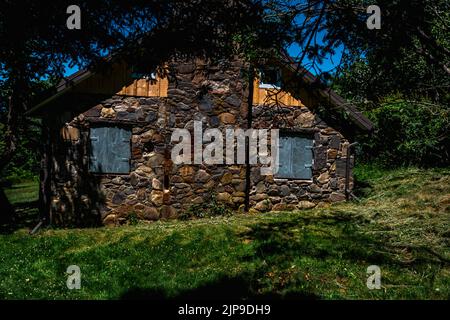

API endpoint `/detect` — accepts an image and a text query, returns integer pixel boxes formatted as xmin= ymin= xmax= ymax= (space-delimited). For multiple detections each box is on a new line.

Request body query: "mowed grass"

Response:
xmin=1 ymin=167 xmax=449 ymax=300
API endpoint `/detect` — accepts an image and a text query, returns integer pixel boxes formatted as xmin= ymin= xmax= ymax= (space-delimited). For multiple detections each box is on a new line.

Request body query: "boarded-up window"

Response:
xmin=276 ymin=134 xmax=313 ymax=179
xmin=89 ymin=126 xmax=131 ymax=174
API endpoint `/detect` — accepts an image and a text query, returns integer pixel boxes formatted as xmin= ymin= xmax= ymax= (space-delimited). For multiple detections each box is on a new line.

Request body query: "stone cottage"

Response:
xmin=28 ymin=54 xmax=373 ymax=226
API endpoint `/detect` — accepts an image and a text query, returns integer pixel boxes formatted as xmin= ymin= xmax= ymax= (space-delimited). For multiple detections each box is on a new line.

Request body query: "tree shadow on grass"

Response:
xmin=120 ymin=274 xmax=318 ymax=300
xmin=0 ymin=198 xmax=39 ymax=234
xmin=116 ymin=212 xmax=447 ymax=300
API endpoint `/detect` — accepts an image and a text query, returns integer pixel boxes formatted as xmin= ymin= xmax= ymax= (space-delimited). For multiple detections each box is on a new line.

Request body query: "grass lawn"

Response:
xmin=1 ymin=167 xmax=449 ymax=299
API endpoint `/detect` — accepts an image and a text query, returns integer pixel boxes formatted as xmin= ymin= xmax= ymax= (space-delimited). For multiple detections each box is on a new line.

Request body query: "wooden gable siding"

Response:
xmin=252 ymin=79 xmax=303 ymax=107
xmin=72 ymin=62 xmax=300 ymax=106
xmin=73 ymin=62 xmax=168 ymax=97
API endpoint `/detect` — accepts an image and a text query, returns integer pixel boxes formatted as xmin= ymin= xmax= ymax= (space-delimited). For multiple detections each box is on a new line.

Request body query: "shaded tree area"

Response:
xmin=332 ymin=0 xmax=450 ymax=167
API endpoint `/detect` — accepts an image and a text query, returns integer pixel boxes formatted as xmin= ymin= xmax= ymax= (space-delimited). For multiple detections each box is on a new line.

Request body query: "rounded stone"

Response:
xmin=218 ymin=112 xmax=236 ymax=124
xmin=150 ymin=190 xmax=164 ymax=206
xmin=297 ymin=201 xmax=316 ymax=209
xmin=255 ymin=200 xmax=272 ymax=212
xmin=216 ymin=192 xmax=231 ymax=202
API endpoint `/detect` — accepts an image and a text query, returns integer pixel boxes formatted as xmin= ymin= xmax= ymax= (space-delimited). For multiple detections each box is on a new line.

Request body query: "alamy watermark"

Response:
xmin=66 ymin=265 xmax=81 ymax=289
xmin=171 ymin=121 xmax=279 ymax=175
xmin=66 ymin=5 xmax=81 ymax=30
xmin=367 ymin=5 xmax=381 ymax=30
xmin=366 ymin=265 xmax=381 ymax=289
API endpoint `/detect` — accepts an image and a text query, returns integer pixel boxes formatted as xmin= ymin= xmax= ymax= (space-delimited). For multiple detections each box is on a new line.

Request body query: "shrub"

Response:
xmin=179 ymin=192 xmax=233 ymax=220
xmin=357 ymin=97 xmax=449 ymax=168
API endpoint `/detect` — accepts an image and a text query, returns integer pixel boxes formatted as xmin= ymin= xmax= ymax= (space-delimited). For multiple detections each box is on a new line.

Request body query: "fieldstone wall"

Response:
xmin=248 ymin=105 xmax=352 ymax=213
xmin=47 ymin=57 xmax=353 ymax=226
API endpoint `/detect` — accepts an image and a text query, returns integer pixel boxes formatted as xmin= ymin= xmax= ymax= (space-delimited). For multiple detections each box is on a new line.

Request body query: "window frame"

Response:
xmin=275 ymin=132 xmax=314 ymax=180
xmin=88 ymin=124 xmax=132 ymax=175
xmin=258 ymin=67 xmax=282 ymax=89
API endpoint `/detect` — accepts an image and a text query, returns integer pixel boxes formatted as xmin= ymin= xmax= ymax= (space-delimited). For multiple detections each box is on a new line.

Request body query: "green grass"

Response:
xmin=4 ymin=181 xmax=38 ymax=205
xmin=1 ymin=167 xmax=449 ymax=300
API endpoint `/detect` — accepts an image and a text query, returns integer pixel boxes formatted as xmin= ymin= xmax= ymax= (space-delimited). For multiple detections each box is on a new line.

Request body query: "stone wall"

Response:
xmin=248 ymin=105 xmax=352 ymax=213
xmin=47 ymin=57 xmax=353 ymax=226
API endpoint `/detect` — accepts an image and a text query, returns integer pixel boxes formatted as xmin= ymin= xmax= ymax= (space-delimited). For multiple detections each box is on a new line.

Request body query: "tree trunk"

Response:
xmin=38 ymin=119 xmax=51 ymax=224
xmin=0 ymin=95 xmax=20 ymax=224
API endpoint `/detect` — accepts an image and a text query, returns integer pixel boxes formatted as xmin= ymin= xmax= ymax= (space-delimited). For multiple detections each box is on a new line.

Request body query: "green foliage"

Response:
xmin=355 ymin=97 xmax=449 ymax=167
xmin=127 ymin=212 xmax=139 ymax=226
xmin=180 ymin=193 xmax=233 ymax=220
xmin=0 ymin=118 xmax=40 ymax=184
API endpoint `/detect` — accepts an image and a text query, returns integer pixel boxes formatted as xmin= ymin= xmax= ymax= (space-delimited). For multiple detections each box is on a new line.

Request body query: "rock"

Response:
xmin=146 ymin=111 xmax=158 ymax=122
xmin=60 ymin=126 xmax=80 ymax=141
xmin=216 ymin=192 xmax=231 ymax=202
xmin=232 ymin=197 xmax=245 ymax=204
xmin=329 ymin=192 xmax=346 ymax=202
xmin=152 ymin=178 xmax=163 ymax=190
xmin=234 ymin=181 xmax=246 ymax=192
xmin=101 ymin=107 xmax=116 ymax=118
xmin=191 ymin=196 xmax=204 ymax=204
xmin=285 ymin=194 xmax=298 ymax=203
xmin=171 ymin=175 xmax=183 ymax=183
xmin=251 ymin=169 xmax=262 ymax=184
xmin=103 ymin=214 xmax=117 ymax=226
xmin=130 ymin=173 xmax=139 ymax=186
xmin=116 ymin=111 xmax=136 ymax=121
xmin=204 ymin=179 xmax=216 ymax=189
xmin=327 ymin=149 xmax=338 ymax=159
xmin=297 ymin=201 xmax=316 ymax=209
xmin=313 ymin=146 xmax=327 ymax=170
xmin=177 ymin=63 xmax=195 ymax=74
xmin=175 ymin=183 xmax=190 ymax=189
xmin=160 ymin=205 xmax=177 ymax=219
xmin=150 ymin=190 xmax=164 ymax=206
xmin=255 ymin=200 xmax=272 ymax=212
xmin=220 ymin=172 xmax=233 ymax=185
xmin=199 ymin=95 xmax=213 ymax=112
xmin=151 ymin=134 xmax=165 ymax=144
xmin=112 ymin=192 xmax=126 ymax=205
xmin=341 ymin=142 xmax=349 ymax=157
xmin=136 ymin=188 xmax=146 ymax=200
xmin=330 ymin=135 xmax=341 ymax=149
xmin=209 ymin=116 xmax=220 ymax=127
xmin=280 ymin=185 xmax=290 ymax=196
xmin=142 ymin=207 xmax=160 ymax=220
xmin=177 ymin=102 xmax=191 ymax=111
xmin=224 ymin=94 xmax=241 ymax=108
xmin=268 ymin=186 xmax=279 ymax=196
xmin=272 ymin=203 xmax=287 ymax=211
xmin=270 ymin=196 xmax=281 ymax=204
xmin=317 ymin=172 xmax=330 ymax=184
xmin=136 ymin=165 xmax=153 ymax=175
xmin=179 ymin=166 xmax=194 ymax=177
xmin=195 ymin=169 xmax=211 ymax=183
xmin=256 ymin=181 xmax=266 ymax=193
xmin=330 ymin=178 xmax=338 ymax=189
xmin=147 ymin=152 xmax=164 ymax=167
xmin=224 ymin=185 xmax=234 ymax=193
xmin=297 ymin=112 xmax=315 ymax=127
xmin=308 ymin=183 xmax=321 ymax=193
xmin=218 ymin=112 xmax=236 ymax=124
xmin=112 ymin=177 xmax=122 ymax=185
xmin=253 ymin=193 xmax=268 ymax=201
